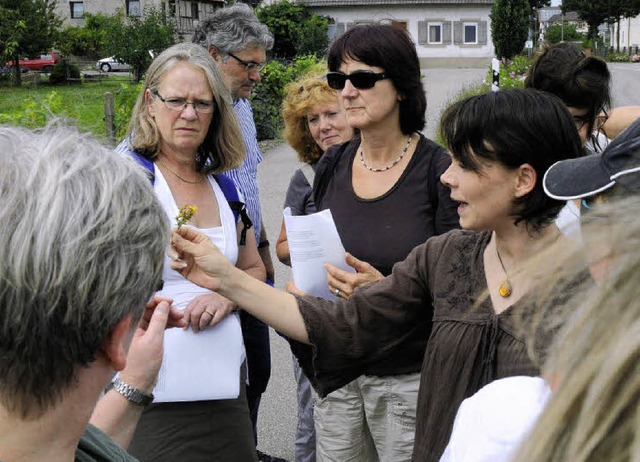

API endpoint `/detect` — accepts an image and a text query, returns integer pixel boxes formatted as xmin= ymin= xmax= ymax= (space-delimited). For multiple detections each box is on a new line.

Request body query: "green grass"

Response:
xmin=0 ymin=76 xmax=139 ymax=142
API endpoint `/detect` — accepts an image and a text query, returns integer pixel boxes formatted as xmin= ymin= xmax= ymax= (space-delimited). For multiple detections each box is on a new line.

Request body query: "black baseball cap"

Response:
xmin=543 ymin=117 xmax=640 ymax=200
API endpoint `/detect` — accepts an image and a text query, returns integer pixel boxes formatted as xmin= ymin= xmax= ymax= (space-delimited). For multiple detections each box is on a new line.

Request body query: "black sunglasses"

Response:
xmin=326 ymin=71 xmax=388 ymax=90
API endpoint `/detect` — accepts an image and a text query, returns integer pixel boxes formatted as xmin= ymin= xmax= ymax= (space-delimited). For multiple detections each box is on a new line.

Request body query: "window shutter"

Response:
xmin=418 ymin=20 xmax=427 ymax=44
xmin=328 ymin=23 xmax=337 ymax=41
xmin=453 ymin=21 xmax=462 ymax=45
xmin=443 ymin=21 xmax=452 ymax=45
xmin=478 ymin=20 xmax=488 ymax=45
xmin=337 ymin=22 xmax=345 ymax=35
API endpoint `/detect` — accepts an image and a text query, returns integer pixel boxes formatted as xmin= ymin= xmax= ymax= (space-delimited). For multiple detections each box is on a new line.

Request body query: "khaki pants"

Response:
xmin=314 ymin=372 xmax=420 ymax=462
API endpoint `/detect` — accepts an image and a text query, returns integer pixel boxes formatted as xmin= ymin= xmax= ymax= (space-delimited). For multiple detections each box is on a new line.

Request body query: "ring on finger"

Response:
xmin=334 ymin=288 xmax=340 ymax=297
xmin=204 ymin=309 xmax=214 ymax=317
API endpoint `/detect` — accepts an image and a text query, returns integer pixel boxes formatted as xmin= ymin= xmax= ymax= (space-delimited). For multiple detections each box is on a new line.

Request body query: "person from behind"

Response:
xmin=123 ymin=42 xmax=265 ymax=462
xmin=0 ymin=124 xmax=179 ymax=461
xmin=276 ymin=74 xmax=354 ymax=462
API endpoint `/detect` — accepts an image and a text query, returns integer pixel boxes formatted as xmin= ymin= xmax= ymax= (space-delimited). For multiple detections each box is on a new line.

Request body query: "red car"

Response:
xmin=8 ymin=52 xmax=61 ymax=73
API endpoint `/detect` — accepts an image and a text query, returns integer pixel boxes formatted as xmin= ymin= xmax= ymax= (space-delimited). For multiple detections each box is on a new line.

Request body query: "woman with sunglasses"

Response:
xmin=291 ymin=24 xmax=458 ymax=461
xmin=123 ymin=43 xmax=265 ymax=462
xmin=275 ymin=74 xmax=355 ymax=462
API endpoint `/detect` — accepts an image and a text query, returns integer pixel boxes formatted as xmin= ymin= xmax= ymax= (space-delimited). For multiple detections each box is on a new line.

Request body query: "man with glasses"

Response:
xmin=192 ymin=6 xmax=281 ymax=462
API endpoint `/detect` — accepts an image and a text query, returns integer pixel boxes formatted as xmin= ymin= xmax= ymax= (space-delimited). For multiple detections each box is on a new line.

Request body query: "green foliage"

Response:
xmin=114 ymin=82 xmax=143 ymax=139
xmin=49 ymin=59 xmax=81 ymax=85
xmin=544 ymin=23 xmax=585 ymax=44
xmin=435 ymin=83 xmax=489 ymax=146
xmin=251 ymin=54 xmax=322 ymax=140
xmin=257 ymin=0 xmax=329 ymax=60
xmin=0 ymin=0 xmax=62 ymax=85
xmin=606 ymin=52 xmax=631 ymax=62
xmin=57 ymin=13 xmax=112 ymax=58
xmin=491 ymin=0 xmax=531 ymax=61
xmin=0 ymin=90 xmax=75 ymax=127
xmin=106 ymin=5 xmax=177 ymax=82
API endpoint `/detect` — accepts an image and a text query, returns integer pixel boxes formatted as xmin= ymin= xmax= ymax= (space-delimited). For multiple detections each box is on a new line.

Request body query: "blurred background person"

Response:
xmin=124 ymin=43 xmax=265 ymax=462
xmin=276 ymin=74 xmax=355 ymax=462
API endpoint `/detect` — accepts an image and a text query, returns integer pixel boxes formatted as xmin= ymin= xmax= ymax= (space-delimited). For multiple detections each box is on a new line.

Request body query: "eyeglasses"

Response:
xmin=152 ymin=90 xmax=215 ymax=114
xmin=226 ymin=52 xmax=265 ymax=73
xmin=326 ymin=71 xmax=388 ymax=90
xmin=572 ymin=110 xmax=609 ymax=132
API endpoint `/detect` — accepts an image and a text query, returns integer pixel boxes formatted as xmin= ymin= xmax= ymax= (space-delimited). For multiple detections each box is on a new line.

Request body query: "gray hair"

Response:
xmin=127 ymin=42 xmax=245 ymax=173
xmin=192 ymin=3 xmax=274 ymax=54
xmin=0 ymin=124 xmax=168 ymax=418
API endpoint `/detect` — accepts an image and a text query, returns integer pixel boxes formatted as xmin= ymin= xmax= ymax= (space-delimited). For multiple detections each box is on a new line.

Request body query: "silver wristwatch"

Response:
xmin=111 ymin=377 xmax=154 ymax=406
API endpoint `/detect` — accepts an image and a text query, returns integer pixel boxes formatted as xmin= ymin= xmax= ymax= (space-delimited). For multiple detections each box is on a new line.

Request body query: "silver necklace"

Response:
xmin=359 ymin=134 xmax=412 ymax=172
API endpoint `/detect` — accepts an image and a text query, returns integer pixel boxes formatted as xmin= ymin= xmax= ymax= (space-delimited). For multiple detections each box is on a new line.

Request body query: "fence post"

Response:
xmin=103 ymin=92 xmax=116 ymax=147
xmin=491 ymin=58 xmax=500 ymax=92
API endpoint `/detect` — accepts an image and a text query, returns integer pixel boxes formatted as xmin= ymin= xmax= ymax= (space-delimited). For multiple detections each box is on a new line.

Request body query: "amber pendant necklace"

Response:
xmin=495 ymin=245 xmax=512 ymax=298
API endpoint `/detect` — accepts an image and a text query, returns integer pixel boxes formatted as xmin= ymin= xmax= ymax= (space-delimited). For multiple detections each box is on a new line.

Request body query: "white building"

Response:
xmin=301 ymin=0 xmax=494 ymax=68
xmin=613 ymin=14 xmax=640 ymax=52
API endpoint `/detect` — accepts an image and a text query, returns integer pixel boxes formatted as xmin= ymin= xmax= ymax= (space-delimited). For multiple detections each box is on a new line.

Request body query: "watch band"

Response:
xmin=111 ymin=377 xmax=154 ymax=406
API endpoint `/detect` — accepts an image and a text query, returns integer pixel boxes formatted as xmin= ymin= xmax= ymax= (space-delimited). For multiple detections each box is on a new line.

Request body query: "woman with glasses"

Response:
xmin=281 ymin=24 xmax=458 ymax=461
xmin=123 ymin=43 xmax=264 ymax=462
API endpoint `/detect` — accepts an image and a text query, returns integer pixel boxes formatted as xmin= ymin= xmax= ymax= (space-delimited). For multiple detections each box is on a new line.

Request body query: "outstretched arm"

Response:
xmin=170 ymin=227 xmax=309 ymax=343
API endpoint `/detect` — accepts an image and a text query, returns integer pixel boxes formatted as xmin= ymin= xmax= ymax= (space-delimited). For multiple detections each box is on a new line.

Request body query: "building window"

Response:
xmin=69 ymin=1 xmax=84 ymax=18
xmin=464 ymin=23 xmax=478 ymax=44
xmin=126 ymin=0 xmax=141 ymax=17
xmin=429 ymin=23 xmax=443 ymax=44
xmin=191 ymin=2 xmax=199 ymax=19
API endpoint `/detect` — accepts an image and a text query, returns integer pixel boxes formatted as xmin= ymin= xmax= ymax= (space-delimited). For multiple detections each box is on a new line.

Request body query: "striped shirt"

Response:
xmin=227 ymin=98 xmax=263 ymax=242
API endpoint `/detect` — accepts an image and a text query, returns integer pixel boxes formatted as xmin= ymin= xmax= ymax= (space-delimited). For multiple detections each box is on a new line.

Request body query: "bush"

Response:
xmin=114 ymin=82 xmax=143 ymax=139
xmin=251 ymin=54 xmax=323 ymax=140
xmin=485 ymin=54 xmax=532 ymax=90
xmin=544 ymin=23 xmax=585 ymax=44
xmin=606 ymin=52 xmax=631 ymax=62
xmin=49 ymin=59 xmax=81 ymax=85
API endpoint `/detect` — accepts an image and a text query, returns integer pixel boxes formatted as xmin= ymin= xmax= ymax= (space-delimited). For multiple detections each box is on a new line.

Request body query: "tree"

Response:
xmin=529 ymin=0 xmax=550 ymax=10
xmin=257 ymin=0 xmax=329 ymax=60
xmin=0 ymin=0 xmax=62 ymax=85
xmin=562 ymin=0 xmax=609 ymax=42
xmin=57 ymin=13 xmax=112 ymax=59
xmin=106 ymin=6 xmax=177 ymax=82
xmin=544 ymin=23 xmax=585 ymax=44
xmin=491 ymin=0 xmax=531 ymax=61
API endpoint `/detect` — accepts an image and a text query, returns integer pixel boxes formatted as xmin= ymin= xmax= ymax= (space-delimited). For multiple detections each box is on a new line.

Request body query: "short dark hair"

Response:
xmin=327 ymin=24 xmax=426 ymax=134
xmin=525 ymin=42 xmax=611 ymax=137
xmin=440 ymin=88 xmax=585 ymax=231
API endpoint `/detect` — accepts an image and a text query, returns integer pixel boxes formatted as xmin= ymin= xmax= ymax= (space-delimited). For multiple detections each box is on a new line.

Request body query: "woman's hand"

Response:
xmin=285 ymin=280 xmax=307 ymax=297
xmin=183 ymin=293 xmax=236 ymax=332
xmin=325 ymin=252 xmax=384 ymax=299
xmin=169 ymin=227 xmax=233 ymax=292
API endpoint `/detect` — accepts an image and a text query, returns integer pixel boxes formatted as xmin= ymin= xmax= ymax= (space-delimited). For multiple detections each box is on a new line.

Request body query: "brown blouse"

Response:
xmin=291 ymin=230 xmax=539 ymax=462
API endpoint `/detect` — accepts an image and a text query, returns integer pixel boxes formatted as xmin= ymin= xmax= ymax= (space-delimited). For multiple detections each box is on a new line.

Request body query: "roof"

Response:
xmin=302 ymin=0 xmax=492 ymax=7
xmin=548 ymin=11 xmax=582 ymax=23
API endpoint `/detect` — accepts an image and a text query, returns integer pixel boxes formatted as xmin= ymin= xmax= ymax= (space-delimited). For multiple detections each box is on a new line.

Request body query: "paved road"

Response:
xmin=253 ymin=63 xmax=640 ymax=460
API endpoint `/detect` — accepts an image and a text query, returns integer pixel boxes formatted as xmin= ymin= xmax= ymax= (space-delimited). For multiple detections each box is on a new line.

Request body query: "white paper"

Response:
xmin=152 ymin=312 xmax=243 ymax=403
xmin=283 ymin=207 xmax=355 ymax=300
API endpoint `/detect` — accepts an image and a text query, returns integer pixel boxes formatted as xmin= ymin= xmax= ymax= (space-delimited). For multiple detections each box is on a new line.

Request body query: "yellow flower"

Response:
xmin=176 ymin=205 xmax=197 ymax=230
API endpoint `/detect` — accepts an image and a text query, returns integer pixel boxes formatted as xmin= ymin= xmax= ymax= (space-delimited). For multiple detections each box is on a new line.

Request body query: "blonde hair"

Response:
xmin=281 ymin=74 xmax=340 ymax=164
xmin=513 ymin=196 xmax=640 ymax=462
xmin=127 ymin=42 xmax=245 ymax=173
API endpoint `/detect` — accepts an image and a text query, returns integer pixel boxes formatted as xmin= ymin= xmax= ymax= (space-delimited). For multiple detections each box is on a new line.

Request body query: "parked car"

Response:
xmin=0 ymin=65 xmax=29 ymax=78
xmin=96 ymin=57 xmax=131 ymax=72
xmin=7 ymin=52 xmax=61 ymax=73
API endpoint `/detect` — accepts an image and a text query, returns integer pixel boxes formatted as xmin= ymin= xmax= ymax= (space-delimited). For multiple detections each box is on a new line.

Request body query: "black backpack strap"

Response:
xmin=214 ymin=173 xmax=253 ymax=246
